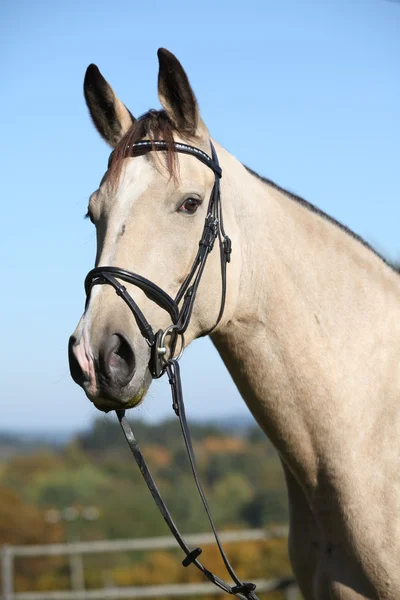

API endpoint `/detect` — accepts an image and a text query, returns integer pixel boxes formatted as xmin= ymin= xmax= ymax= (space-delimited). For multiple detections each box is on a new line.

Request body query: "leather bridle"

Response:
xmin=85 ymin=140 xmax=230 ymax=377
xmin=83 ymin=140 xmax=258 ymax=600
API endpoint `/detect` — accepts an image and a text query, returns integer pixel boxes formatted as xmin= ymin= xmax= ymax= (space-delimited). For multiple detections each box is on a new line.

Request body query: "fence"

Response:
xmin=2 ymin=527 xmax=299 ymax=600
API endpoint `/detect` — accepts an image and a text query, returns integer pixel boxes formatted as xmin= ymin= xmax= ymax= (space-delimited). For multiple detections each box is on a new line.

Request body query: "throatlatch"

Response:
xmin=84 ymin=140 xmax=258 ymax=600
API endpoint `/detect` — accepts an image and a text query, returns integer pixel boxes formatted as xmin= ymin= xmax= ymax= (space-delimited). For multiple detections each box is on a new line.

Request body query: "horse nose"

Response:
xmin=98 ymin=333 xmax=136 ymax=388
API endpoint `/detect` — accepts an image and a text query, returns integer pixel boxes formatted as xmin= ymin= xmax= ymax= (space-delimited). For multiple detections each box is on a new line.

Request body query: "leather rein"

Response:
xmin=84 ymin=140 xmax=258 ymax=600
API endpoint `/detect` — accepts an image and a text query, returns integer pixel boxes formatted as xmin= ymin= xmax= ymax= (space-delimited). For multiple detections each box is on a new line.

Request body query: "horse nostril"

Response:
xmin=99 ymin=333 xmax=135 ymax=388
xmin=115 ymin=336 xmax=133 ymax=363
xmin=68 ymin=335 xmax=86 ymax=386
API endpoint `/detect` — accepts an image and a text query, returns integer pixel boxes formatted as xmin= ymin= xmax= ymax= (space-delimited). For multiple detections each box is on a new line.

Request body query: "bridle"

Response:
xmin=85 ymin=140 xmax=231 ymax=378
xmin=83 ymin=140 xmax=258 ymax=600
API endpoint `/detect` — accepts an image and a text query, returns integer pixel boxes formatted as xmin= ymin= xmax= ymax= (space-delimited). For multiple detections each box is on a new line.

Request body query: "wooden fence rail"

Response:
xmin=2 ymin=528 xmax=299 ymax=600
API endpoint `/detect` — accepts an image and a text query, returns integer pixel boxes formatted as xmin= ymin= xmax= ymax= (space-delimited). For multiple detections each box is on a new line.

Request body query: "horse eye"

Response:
xmin=179 ymin=198 xmax=201 ymax=214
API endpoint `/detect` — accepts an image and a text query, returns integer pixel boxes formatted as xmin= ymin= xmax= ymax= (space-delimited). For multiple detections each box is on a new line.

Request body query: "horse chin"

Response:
xmin=88 ymin=370 xmax=152 ymax=413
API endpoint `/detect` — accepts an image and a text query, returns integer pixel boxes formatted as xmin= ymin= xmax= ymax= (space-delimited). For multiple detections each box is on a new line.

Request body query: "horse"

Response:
xmin=69 ymin=48 xmax=400 ymax=599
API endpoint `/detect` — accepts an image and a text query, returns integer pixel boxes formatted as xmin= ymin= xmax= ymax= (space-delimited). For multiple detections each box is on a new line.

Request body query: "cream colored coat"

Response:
xmin=70 ymin=49 xmax=400 ymax=599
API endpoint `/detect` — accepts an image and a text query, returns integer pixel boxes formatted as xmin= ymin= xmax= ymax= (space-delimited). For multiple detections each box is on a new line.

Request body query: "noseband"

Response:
xmin=83 ymin=140 xmax=258 ymax=600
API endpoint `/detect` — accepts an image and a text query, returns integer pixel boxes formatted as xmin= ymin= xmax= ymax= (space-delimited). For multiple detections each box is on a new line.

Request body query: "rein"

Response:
xmin=84 ymin=140 xmax=258 ymax=600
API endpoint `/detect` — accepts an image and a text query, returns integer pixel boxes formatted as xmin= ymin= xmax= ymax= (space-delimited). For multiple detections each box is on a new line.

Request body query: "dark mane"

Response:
xmin=245 ymin=166 xmax=396 ymax=272
xmin=108 ymin=110 xmax=179 ymax=185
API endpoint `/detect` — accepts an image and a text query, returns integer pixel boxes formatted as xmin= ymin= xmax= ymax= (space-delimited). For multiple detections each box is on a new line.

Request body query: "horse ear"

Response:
xmin=157 ymin=48 xmax=207 ymax=137
xmin=84 ymin=64 xmax=135 ymax=147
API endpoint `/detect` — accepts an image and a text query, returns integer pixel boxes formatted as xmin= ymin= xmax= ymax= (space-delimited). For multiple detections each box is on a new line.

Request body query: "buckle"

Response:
xmin=199 ymin=214 xmax=218 ymax=251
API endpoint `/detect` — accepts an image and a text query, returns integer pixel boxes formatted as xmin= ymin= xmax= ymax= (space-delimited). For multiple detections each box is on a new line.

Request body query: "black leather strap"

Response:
xmin=116 ymin=359 xmax=258 ymax=600
xmin=85 ymin=267 xmax=179 ymax=323
xmin=116 ymin=410 xmax=246 ymax=598
xmin=166 ymin=360 xmax=255 ymax=591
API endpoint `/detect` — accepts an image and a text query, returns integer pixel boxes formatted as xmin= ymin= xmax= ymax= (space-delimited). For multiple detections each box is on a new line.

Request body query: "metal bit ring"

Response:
xmin=159 ymin=325 xmax=185 ymax=364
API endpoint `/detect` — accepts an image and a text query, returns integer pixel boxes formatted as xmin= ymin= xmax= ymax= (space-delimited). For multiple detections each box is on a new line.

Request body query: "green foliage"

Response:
xmin=34 ymin=464 xmax=108 ymax=507
xmin=0 ymin=417 xmax=292 ymax=594
xmin=77 ymin=418 xmax=224 ymax=454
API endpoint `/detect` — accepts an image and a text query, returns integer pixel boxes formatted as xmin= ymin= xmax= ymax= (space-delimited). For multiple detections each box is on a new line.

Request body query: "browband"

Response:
xmin=108 ymin=140 xmax=222 ymax=178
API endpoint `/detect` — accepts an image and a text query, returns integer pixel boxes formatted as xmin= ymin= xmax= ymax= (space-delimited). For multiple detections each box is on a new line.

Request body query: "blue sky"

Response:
xmin=1 ymin=0 xmax=399 ymax=432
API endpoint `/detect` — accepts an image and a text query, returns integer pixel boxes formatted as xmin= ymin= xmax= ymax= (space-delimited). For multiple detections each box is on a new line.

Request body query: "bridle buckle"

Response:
xmin=199 ymin=214 xmax=219 ymax=252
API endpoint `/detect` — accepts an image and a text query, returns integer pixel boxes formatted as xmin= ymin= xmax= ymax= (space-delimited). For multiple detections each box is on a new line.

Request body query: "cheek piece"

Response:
xmin=83 ymin=141 xmax=258 ymax=600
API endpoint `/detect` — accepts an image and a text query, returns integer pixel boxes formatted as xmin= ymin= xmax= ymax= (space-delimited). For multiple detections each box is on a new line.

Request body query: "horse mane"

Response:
xmin=108 ymin=110 xmax=179 ymax=186
xmin=245 ymin=166 xmax=397 ymax=273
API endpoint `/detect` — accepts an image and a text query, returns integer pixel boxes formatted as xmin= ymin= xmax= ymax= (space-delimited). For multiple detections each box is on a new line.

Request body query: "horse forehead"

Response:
xmin=102 ymin=150 xmax=214 ymax=210
xmin=176 ymin=151 xmax=215 ymax=183
xmin=117 ymin=155 xmax=156 ymax=195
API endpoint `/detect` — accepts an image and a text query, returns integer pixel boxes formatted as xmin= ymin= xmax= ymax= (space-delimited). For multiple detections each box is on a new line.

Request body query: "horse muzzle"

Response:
xmin=68 ymin=330 xmax=150 ymax=410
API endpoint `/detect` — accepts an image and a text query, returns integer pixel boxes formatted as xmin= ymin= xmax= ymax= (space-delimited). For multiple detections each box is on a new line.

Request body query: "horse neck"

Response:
xmin=211 ymin=142 xmax=400 ymax=489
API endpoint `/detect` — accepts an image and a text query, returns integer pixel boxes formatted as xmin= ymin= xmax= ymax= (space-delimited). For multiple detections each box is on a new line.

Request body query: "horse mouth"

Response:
xmin=89 ymin=387 xmax=146 ymax=412
xmin=83 ymin=365 xmax=151 ymax=412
